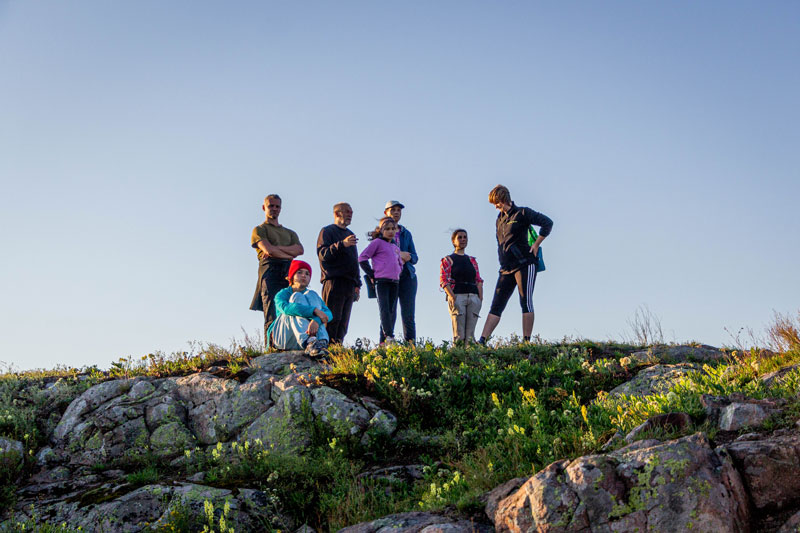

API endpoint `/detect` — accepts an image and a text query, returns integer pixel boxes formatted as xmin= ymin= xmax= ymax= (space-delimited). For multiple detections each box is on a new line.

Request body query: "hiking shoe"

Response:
xmin=307 ymin=338 xmax=329 ymax=358
xmin=304 ymin=336 xmax=318 ymax=355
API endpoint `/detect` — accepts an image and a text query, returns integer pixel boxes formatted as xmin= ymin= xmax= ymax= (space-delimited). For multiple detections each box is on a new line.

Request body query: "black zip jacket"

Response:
xmin=496 ymin=203 xmax=553 ymax=274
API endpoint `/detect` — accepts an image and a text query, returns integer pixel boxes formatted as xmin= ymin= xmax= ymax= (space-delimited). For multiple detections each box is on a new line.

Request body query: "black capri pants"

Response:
xmin=488 ymin=262 xmax=538 ymax=316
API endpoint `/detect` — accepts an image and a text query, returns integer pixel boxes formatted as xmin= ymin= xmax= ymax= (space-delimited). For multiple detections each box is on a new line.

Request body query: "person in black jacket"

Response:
xmin=316 ymin=202 xmax=361 ymax=345
xmin=478 ymin=185 xmax=553 ymax=344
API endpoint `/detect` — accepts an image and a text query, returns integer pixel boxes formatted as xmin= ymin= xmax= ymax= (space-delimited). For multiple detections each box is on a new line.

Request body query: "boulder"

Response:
xmin=29 ymin=483 xmax=288 ymax=532
xmin=337 ymin=511 xmax=487 ymax=533
xmin=610 ymin=364 xmax=699 ymax=397
xmin=0 ymin=437 xmax=24 ymax=467
xmin=311 ymin=386 xmax=371 ymax=435
xmin=723 ymin=429 xmax=800 ymax=510
xmin=762 ymin=363 xmax=800 ymax=388
xmin=173 ymin=373 xmax=273 ymax=444
xmin=250 ymin=351 xmax=321 ymax=375
xmin=701 ymin=394 xmax=785 ymax=430
xmin=490 ymin=433 xmax=749 ymax=533
xmin=632 ymin=344 xmax=728 ymax=364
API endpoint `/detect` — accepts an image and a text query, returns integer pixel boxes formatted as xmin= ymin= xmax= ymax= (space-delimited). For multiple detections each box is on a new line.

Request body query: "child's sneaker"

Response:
xmin=307 ymin=339 xmax=329 ymax=358
xmin=304 ymin=336 xmax=318 ymax=356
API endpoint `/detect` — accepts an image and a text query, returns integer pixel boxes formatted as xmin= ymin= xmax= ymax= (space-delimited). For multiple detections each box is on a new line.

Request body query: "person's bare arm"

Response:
xmin=477 ymin=282 xmax=484 ymax=301
xmin=278 ymin=243 xmax=304 ymax=258
xmin=256 ymin=239 xmax=294 ymax=260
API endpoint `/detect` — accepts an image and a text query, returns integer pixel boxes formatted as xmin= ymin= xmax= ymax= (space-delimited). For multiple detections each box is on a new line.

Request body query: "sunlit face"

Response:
xmin=453 ymin=231 xmax=468 ymax=250
xmin=291 ymin=268 xmax=311 ymax=290
xmin=385 ymin=206 xmax=402 ymax=223
xmin=264 ymin=198 xmax=282 ymax=220
xmin=334 ymin=207 xmax=353 ymax=227
xmin=381 ymin=222 xmax=398 ymax=240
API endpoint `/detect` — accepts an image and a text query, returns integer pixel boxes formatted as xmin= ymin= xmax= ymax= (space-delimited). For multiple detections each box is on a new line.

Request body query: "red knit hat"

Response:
xmin=287 ymin=259 xmax=312 ymax=283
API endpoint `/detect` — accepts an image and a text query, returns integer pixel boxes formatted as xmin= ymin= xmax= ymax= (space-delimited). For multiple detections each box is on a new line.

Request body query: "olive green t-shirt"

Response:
xmin=251 ymin=222 xmax=300 ymax=261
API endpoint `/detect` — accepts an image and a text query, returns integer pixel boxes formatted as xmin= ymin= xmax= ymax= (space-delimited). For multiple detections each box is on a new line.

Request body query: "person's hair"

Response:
xmin=451 ymin=228 xmax=467 ymax=248
xmin=264 ymin=194 xmax=282 ymax=204
xmin=367 ymin=216 xmax=397 ymax=241
xmin=488 ymin=185 xmax=511 ymax=205
xmin=333 ymin=202 xmax=352 ymax=213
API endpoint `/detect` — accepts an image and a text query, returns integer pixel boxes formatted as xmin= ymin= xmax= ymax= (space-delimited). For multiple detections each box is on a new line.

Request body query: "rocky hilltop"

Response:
xmin=3 ymin=340 xmax=800 ymax=532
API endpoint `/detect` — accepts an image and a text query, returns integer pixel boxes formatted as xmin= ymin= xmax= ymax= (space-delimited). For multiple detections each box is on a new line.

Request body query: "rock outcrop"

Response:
xmin=489 ymin=433 xmax=750 ymax=533
xmin=8 ymin=351 xmax=400 ymax=529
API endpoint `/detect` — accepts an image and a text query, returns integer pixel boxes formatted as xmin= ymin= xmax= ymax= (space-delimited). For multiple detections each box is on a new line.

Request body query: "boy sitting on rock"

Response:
xmin=266 ymin=260 xmax=332 ymax=357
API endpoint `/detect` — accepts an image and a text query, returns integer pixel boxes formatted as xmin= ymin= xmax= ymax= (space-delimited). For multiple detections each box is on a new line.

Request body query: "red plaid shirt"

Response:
xmin=439 ymin=255 xmax=483 ymax=290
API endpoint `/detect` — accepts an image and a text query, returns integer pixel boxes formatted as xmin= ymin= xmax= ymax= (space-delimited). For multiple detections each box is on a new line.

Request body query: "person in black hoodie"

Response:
xmin=478 ymin=185 xmax=553 ymax=344
xmin=316 ymin=202 xmax=361 ymax=344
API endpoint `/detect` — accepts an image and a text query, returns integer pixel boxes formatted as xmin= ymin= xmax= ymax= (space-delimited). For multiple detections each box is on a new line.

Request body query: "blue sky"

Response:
xmin=1 ymin=1 xmax=798 ymax=370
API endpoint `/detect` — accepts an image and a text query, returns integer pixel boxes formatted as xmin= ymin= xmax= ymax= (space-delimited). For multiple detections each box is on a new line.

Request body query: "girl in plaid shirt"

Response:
xmin=440 ymin=229 xmax=483 ymax=343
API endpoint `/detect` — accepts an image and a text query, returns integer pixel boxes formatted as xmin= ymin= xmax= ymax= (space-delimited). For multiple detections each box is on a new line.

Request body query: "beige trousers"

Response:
xmin=449 ymin=293 xmax=482 ymax=342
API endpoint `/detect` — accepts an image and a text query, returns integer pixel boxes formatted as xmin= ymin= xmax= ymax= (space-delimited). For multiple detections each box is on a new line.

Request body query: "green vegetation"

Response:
xmin=2 ymin=312 xmax=800 ymax=531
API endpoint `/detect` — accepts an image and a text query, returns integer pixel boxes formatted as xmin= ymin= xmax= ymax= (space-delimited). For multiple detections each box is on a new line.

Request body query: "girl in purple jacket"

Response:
xmin=358 ymin=216 xmax=404 ymax=345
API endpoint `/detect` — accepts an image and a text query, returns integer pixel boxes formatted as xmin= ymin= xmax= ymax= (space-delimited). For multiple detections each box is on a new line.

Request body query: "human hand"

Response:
xmin=343 ymin=234 xmax=358 ymax=247
xmin=314 ymin=308 xmax=329 ymax=325
xmin=354 ymin=287 xmax=360 ymax=302
xmin=306 ymin=320 xmax=319 ymax=336
xmin=399 ymin=251 xmax=411 ymax=263
xmin=529 ymin=243 xmax=539 ymax=257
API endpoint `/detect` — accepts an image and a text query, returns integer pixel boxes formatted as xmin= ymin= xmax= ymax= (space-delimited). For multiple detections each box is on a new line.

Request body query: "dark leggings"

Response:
xmin=375 ymin=278 xmax=399 ymax=340
xmin=488 ymin=262 xmax=538 ymax=317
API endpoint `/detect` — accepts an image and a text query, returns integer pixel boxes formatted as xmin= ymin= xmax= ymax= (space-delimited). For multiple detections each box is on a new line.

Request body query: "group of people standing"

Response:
xmin=249 ymin=185 xmax=553 ymax=356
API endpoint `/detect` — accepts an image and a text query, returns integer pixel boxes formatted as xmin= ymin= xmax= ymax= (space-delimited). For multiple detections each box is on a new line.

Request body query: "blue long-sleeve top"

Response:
xmin=266 ymin=287 xmax=333 ymax=346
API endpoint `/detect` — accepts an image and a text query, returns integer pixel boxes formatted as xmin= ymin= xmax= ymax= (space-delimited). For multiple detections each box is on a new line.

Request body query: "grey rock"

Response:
xmin=723 ymin=430 xmax=800 ymax=510
xmin=239 ymin=404 xmax=311 ymax=453
xmin=250 ymin=351 xmax=320 ymax=375
xmin=128 ymin=380 xmax=155 ymax=401
xmin=311 ymin=386 xmax=371 ymax=435
xmin=337 ymin=511 xmax=455 ymax=533
xmin=358 ymin=465 xmax=428 ymax=485
xmin=719 ymin=402 xmax=772 ymax=431
xmin=174 ymin=373 xmax=273 ymax=444
xmin=491 ymin=433 xmax=749 ymax=533
xmin=145 ymin=396 xmax=187 ymax=429
xmin=482 ymin=477 xmax=526 ymax=524
xmin=367 ymin=410 xmax=398 ymax=436
xmin=35 ymin=446 xmax=58 ymax=466
xmin=610 ymin=364 xmax=699 ymax=397
xmin=149 ymin=421 xmax=197 ymax=458
xmin=54 ymin=379 xmax=133 ymax=440
xmin=641 ymin=344 xmax=728 ymax=363
xmin=0 ymin=437 xmax=24 ymax=466
xmin=762 ymin=363 xmax=800 ymax=388
xmin=701 ymin=394 xmax=785 ymax=429
xmin=270 ymin=373 xmax=309 ymax=402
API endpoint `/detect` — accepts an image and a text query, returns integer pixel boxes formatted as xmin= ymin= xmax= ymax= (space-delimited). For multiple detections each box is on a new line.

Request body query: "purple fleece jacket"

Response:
xmin=358 ymin=238 xmax=403 ymax=280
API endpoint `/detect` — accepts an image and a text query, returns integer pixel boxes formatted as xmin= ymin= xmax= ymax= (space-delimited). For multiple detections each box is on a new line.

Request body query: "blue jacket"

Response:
xmin=395 ymin=225 xmax=418 ymax=278
xmin=266 ymin=287 xmax=333 ymax=346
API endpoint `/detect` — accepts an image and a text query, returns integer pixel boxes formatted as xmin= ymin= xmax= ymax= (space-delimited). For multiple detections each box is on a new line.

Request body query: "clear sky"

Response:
xmin=1 ymin=1 xmax=798 ymax=371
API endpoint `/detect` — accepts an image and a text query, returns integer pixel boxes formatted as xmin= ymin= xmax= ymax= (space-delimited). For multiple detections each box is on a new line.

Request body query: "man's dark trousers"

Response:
xmin=259 ymin=261 xmax=290 ymax=344
xmin=380 ymin=271 xmax=417 ymax=343
xmin=322 ymin=278 xmax=355 ymax=344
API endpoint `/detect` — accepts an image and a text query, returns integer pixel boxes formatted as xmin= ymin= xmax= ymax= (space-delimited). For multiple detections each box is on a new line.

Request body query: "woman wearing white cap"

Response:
xmin=383 ymin=200 xmax=418 ymax=344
